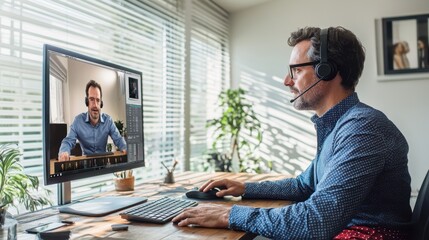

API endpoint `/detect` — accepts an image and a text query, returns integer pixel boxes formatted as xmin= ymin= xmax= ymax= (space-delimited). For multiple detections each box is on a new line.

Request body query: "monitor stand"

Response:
xmin=58 ymin=182 xmax=72 ymax=205
xmin=57 ymin=182 xmax=147 ymax=217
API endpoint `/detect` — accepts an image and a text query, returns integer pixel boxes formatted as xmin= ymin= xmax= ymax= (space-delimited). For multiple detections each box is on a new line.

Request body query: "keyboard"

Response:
xmin=120 ymin=197 xmax=198 ymax=223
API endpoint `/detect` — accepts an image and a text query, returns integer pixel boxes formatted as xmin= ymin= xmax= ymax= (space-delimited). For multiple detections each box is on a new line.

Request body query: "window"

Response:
xmin=189 ymin=0 xmax=230 ymax=171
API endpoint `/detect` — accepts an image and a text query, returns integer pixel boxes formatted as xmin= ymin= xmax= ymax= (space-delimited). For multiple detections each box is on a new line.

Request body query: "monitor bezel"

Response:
xmin=42 ymin=44 xmax=145 ymax=185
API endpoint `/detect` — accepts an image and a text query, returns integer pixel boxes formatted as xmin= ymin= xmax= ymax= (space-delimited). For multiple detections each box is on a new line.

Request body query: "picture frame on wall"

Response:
xmin=382 ymin=13 xmax=429 ymax=75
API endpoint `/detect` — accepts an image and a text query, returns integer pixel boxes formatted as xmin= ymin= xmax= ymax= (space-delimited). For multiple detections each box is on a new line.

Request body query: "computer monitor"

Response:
xmin=42 ymin=45 xmax=146 ymax=213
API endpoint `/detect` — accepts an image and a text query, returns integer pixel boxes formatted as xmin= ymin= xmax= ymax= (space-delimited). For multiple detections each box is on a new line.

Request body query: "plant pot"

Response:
xmin=0 ymin=207 xmax=6 ymax=226
xmin=114 ymin=176 xmax=135 ymax=191
xmin=164 ymin=172 xmax=175 ymax=184
xmin=0 ymin=207 xmax=17 ymax=240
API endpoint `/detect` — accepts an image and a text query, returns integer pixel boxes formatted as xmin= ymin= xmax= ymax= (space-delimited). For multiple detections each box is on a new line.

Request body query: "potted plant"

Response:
xmin=206 ymin=88 xmax=268 ymax=173
xmin=114 ymin=119 xmax=126 ymax=151
xmin=114 ymin=120 xmax=125 ymax=137
xmin=0 ymin=144 xmax=52 ymax=225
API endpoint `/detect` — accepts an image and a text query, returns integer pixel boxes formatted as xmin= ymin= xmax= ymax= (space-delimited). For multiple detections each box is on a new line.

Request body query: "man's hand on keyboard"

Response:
xmin=172 ymin=204 xmax=231 ymax=228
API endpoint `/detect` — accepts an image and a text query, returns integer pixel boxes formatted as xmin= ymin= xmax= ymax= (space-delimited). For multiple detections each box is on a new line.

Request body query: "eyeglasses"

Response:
xmin=88 ymin=97 xmax=101 ymax=104
xmin=288 ymin=61 xmax=319 ymax=79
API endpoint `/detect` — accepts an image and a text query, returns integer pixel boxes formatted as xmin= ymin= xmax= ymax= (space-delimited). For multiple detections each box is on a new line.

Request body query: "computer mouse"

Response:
xmin=185 ymin=188 xmax=223 ymax=200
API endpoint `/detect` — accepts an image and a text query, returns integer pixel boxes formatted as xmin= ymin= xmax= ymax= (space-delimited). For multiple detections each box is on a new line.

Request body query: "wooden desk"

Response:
xmin=15 ymin=172 xmax=292 ymax=240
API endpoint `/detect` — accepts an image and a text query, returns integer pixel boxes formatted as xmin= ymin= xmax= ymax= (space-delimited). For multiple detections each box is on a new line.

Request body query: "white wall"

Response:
xmin=230 ymin=0 xmax=429 ymax=192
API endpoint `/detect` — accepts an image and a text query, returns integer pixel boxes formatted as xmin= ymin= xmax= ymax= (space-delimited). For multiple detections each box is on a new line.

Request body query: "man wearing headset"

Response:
xmin=58 ymin=80 xmax=126 ymax=161
xmin=173 ymin=27 xmax=412 ymax=239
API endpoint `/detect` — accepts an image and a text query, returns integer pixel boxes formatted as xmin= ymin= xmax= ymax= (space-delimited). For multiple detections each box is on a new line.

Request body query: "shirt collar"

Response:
xmin=85 ymin=112 xmax=105 ymax=123
xmin=311 ymin=92 xmax=359 ymax=129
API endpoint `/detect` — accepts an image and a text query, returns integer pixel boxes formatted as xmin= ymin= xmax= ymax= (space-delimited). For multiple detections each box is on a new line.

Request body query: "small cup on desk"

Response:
xmin=114 ymin=176 xmax=135 ymax=191
xmin=162 ymin=160 xmax=178 ymax=184
xmin=164 ymin=172 xmax=175 ymax=184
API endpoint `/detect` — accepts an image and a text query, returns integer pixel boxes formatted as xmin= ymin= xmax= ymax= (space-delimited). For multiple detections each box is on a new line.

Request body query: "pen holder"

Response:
xmin=164 ymin=172 xmax=175 ymax=184
xmin=114 ymin=176 xmax=135 ymax=191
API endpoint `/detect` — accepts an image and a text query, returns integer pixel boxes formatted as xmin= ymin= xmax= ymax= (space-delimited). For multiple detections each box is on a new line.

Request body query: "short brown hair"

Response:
xmin=85 ymin=80 xmax=103 ymax=98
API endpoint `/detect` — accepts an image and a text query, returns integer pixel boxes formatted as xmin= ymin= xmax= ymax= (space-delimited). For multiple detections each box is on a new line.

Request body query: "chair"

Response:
xmin=412 ymin=170 xmax=429 ymax=240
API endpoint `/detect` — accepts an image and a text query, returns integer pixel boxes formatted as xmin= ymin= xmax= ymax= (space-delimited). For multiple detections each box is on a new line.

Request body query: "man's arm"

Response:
xmin=243 ymin=160 xmax=316 ymax=201
xmin=199 ymin=159 xmax=316 ymax=201
xmin=58 ymin=122 xmax=78 ymax=161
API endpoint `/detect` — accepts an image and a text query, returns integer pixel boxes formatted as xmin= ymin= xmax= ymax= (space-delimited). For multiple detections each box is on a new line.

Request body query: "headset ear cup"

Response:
xmin=317 ymin=28 xmax=338 ymax=81
xmin=315 ymin=61 xmax=337 ymax=81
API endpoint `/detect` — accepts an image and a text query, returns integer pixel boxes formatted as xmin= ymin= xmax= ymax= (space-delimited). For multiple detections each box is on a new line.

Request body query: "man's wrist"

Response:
xmin=223 ymin=207 xmax=232 ymax=228
xmin=241 ymin=182 xmax=248 ymax=198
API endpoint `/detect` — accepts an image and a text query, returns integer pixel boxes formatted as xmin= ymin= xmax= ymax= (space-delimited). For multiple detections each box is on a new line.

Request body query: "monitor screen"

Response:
xmin=43 ymin=44 xmax=145 ymax=185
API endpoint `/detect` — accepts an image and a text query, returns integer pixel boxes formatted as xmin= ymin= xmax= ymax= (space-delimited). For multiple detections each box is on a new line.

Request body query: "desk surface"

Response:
xmin=15 ymin=172 xmax=292 ymax=240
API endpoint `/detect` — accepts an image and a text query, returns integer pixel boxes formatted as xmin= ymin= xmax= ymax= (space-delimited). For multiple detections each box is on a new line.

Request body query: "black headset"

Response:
xmin=85 ymin=97 xmax=103 ymax=108
xmin=315 ymin=28 xmax=337 ymax=81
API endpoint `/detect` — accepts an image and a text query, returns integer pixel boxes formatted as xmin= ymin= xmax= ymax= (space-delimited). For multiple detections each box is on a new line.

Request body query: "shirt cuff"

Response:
xmin=228 ymin=204 xmax=253 ymax=231
xmin=242 ymin=182 xmax=259 ymax=199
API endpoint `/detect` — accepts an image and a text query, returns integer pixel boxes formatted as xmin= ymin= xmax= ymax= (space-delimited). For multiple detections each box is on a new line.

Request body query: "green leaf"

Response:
xmin=0 ymin=144 xmax=52 ymax=211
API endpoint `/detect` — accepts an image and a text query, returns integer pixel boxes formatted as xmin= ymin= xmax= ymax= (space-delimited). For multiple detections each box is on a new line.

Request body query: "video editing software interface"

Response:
xmin=43 ymin=45 xmax=145 ymax=185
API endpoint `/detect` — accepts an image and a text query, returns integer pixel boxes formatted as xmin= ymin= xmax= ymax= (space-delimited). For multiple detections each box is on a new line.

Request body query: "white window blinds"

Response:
xmin=189 ymin=0 xmax=230 ymax=171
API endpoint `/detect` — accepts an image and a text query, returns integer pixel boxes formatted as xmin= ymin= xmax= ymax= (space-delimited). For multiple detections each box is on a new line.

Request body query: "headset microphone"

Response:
xmin=289 ymin=78 xmax=323 ymax=103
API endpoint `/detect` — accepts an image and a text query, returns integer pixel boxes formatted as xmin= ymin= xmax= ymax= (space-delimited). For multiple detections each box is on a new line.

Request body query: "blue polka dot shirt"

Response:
xmin=229 ymin=93 xmax=412 ymax=239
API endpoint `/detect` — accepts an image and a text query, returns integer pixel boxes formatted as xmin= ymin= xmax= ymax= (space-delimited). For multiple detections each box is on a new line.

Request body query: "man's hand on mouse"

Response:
xmin=172 ymin=204 xmax=231 ymax=228
xmin=199 ymin=179 xmax=245 ymax=197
